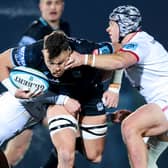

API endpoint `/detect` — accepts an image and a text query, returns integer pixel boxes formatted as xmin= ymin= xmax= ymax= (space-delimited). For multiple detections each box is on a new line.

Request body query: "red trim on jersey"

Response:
xmin=119 ymin=48 xmax=140 ymax=62
xmin=162 ymin=105 xmax=168 ymax=112
xmin=92 ymin=49 xmax=99 ymax=55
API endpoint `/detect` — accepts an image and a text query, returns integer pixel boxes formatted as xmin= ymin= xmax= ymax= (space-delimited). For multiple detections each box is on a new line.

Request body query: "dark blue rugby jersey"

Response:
xmin=11 ymin=38 xmax=113 ymax=98
xmin=19 ymin=17 xmax=70 ymax=46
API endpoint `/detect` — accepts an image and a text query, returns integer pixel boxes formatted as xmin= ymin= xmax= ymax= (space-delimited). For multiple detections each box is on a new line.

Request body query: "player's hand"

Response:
xmin=102 ymin=90 xmax=119 ymax=108
xmin=15 ymin=88 xmax=43 ymax=99
xmin=64 ymin=98 xmax=81 ymax=117
xmin=65 ymin=51 xmax=85 ymax=69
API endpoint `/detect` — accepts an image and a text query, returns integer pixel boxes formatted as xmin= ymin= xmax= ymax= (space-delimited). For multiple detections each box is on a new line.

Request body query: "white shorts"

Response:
xmin=0 ymin=92 xmax=30 ymax=145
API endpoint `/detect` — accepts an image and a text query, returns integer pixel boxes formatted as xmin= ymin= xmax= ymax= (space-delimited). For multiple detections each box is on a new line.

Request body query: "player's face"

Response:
xmin=106 ymin=21 xmax=120 ymax=43
xmin=39 ymin=0 xmax=64 ymax=22
xmin=43 ymin=49 xmax=71 ymax=77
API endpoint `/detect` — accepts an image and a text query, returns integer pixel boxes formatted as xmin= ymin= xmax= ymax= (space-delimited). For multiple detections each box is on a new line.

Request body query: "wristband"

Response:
xmin=1 ymin=78 xmax=17 ymax=95
xmin=85 ymin=54 xmax=96 ymax=67
xmin=108 ymin=83 xmax=121 ymax=93
xmin=91 ymin=54 xmax=96 ymax=67
xmin=108 ymin=87 xmax=120 ymax=93
xmin=64 ymin=96 xmax=70 ymax=105
xmin=56 ymin=95 xmax=70 ymax=105
xmin=84 ymin=54 xmax=88 ymax=65
xmin=88 ymin=54 xmax=93 ymax=66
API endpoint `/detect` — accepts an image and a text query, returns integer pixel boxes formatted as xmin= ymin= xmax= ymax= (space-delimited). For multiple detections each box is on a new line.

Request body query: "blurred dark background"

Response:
xmin=0 ymin=0 xmax=168 ymax=167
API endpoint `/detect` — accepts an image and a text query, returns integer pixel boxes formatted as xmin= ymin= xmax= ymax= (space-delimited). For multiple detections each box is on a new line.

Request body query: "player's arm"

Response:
xmin=66 ymin=49 xmax=137 ymax=70
xmin=26 ymin=91 xmax=81 ymax=115
xmin=102 ymin=69 xmax=124 ymax=108
xmin=0 ymin=48 xmax=19 ymax=96
xmin=103 ymin=42 xmax=123 ymax=93
xmin=104 ymin=42 xmax=124 ymax=93
xmin=108 ymin=69 xmax=123 ymax=93
xmin=0 ymin=49 xmax=14 ymax=81
xmin=95 ymin=42 xmax=123 ymax=108
xmin=0 ymin=47 xmax=34 ymax=97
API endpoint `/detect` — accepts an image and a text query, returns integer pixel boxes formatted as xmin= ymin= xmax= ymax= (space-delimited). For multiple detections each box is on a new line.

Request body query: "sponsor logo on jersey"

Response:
xmin=123 ymin=42 xmax=138 ymax=51
xmin=98 ymin=46 xmax=111 ymax=54
xmin=14 ymin=46 xmax=26 ymax=66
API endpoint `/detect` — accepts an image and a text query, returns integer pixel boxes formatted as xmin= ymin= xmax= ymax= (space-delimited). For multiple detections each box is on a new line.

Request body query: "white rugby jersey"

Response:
xmin=121 ymin=31 xmax=168 ymax=104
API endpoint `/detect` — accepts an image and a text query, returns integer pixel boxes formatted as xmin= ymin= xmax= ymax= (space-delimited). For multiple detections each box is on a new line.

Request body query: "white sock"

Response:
xmin=147 ymin=137 xmax=168 ymax=168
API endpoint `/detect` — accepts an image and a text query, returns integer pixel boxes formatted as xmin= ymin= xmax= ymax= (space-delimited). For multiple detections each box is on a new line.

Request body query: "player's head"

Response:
xmin=39 ymin=0 xmax=64 ymax=23
xmin=106 ymin=5 xmax=142 ymax=42
xmin=43 ymin=31 xmax=72 ymax=77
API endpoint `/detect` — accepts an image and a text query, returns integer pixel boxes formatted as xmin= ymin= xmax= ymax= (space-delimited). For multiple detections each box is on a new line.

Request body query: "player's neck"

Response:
xmin=121 ymin=32 xmax=137 ymax=45
xmin=48 ymin=20 xmax=60 ymax=30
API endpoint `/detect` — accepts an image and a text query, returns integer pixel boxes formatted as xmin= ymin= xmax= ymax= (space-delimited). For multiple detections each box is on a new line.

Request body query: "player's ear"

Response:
xmin=68 ymin=46 xmax=72 ymax=54
xmin=41 ymin=49 xmax=48 ymax=56
xmin=41 ymin=49 xmax=45 ymax=54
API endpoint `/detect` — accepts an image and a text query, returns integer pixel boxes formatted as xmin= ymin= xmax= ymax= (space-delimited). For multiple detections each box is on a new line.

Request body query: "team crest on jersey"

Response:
xmin=123 ymin=42 xmax=138 ymax=51
xmin=96 ymin=102 xmax=104 ymax=111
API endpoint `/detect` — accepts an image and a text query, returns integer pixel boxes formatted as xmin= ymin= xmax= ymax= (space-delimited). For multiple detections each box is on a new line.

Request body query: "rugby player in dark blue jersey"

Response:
xmin=0 ymin=31 xmax=121 ymax=168
xmin=4 ymin=1 xmax=71 ymax=167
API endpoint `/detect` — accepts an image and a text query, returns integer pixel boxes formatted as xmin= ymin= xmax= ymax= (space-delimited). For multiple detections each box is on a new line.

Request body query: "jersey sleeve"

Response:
xmin=18 ymin=36 xmax=37 ymax=46
xmin=18 ymin=18 xmax=53 ymax=46
xmin=96 ymin=42 xmax=114 ymax=54
xmin=10 ymin=46 xmax=27 ymax=66
xmin=121 ymin=41 xmax=150 ymax=62
xmin=11 ymin=40 xmax=44 ymax=68
xmin=68 ymin=37 xmax=114 ymax=54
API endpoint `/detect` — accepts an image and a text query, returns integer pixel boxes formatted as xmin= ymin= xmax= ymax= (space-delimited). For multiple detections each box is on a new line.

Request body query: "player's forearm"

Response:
xmin=0 ymin=49 xmax=13 ymax=81
xmin=0 ymin=49 xmax=18 ymax=94
xmin=84 ymin=54 xmax=124 ymax=70
xmin=112 ymin=69 xmax=124 ymax=84
xmin=30 ymin=91 xmax=69 ymax=105
xmin=108 ymin=69 xmax=124 ymax=93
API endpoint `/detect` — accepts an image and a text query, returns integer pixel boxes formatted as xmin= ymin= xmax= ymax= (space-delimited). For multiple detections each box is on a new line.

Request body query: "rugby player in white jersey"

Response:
xmin=67 ymin=5 xmax=168 ymax=168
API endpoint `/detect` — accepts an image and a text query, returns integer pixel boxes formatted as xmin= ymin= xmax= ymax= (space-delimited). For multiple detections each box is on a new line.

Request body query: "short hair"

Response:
xmin=44 ymin=31 xmax=70 ymax=59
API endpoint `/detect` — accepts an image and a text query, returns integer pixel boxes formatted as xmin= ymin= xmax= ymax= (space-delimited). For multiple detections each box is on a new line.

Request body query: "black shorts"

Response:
xmin=78 ymin=85 xmax=105 ymax=116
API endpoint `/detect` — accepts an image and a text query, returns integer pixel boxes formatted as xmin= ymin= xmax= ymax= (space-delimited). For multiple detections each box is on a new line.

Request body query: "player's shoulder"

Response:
xmin=68 ymin=37 xmax=113 ymax=54
xmin=31 ymin=19 xmax=40 ymax=26
xmin=11 ymin=40 xmax=44 ymax=67
xmin=67 ymin=37 xmax=94 ymax=53
xmin=27 ymin=18 xmax=48 ymax=31
xmin=22 ymin=17 xmax=53 ymax=40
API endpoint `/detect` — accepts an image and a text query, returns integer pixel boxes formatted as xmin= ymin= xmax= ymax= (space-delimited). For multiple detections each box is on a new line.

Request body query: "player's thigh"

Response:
xmin=122 ymin=103 xmax=168 ymax=134
xmin=4 ymin=129 xmax=33 ymax=166
xmin=47 ymin=105 xmax=77 ymax=151
xmin=6 ymin=129 xmax=33 ymax=149
xmin=80 ymin=115 xmax=107 ymax=156
xmin=157 ymin=132 xmax=168 ymax=141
